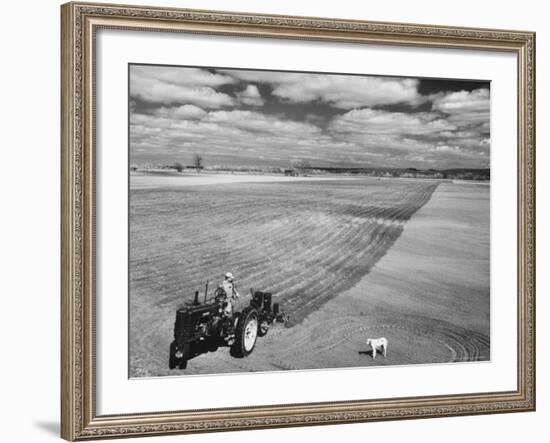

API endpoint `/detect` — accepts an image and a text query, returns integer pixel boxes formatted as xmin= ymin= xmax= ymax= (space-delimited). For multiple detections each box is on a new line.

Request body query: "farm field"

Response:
xmin=130 ymin=171 xmax=358 ymax=189
xmin=129 ymin=174 xmax=489 ymax=377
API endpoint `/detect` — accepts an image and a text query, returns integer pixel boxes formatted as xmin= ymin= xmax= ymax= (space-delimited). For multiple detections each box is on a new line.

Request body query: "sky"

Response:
xmin=129 ymin=64 xmax=490 ymax=170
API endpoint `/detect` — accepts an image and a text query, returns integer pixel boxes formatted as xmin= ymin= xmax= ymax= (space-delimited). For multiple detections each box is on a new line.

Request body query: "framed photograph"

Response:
xmin=61 ymin=1 xmax=536 ymax=440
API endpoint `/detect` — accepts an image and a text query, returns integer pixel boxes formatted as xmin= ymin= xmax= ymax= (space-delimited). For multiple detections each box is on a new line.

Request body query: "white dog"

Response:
xmin=366 ymin=337 xmax=388 ymax=359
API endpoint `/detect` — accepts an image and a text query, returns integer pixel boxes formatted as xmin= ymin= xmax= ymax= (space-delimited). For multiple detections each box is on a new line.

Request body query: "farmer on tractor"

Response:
xmin=219 ymin=272 xmax=240 ymax=318
xmin=169 ymin=274 xmax=287 ymax=370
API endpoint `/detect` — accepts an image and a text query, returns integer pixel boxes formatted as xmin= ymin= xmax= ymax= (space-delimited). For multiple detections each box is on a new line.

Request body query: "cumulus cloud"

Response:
xmin=155 ymin=104 xmax=207 ymax=120
xmin=324 ymin=106 xmax=490 ymax=168
xmin=130 ymin=108 xmax=325 ymax=165
xmin=203 ymin=110 xmax=320 ymax=136
xmin=330 ymin=108 xmax=455 ymax=137
xmin=132 ymin=83 xmax=234 ymax=109
xmin=131 ymin=104 xmax=489 ymax=169
xmin=222 ymin=70 xmax=424 ymax=109
xmin=433 ymin=88 xmax=489 ymax=113
xmin=130 ymin=66 xmax=490 ymax=169
xmin=130 ymin=65 xmax=236 ymax=108
xmin=131 ymin=65 xmax=236 ymax=88
xmin=236 ymin=85 xmax=264 ymax=106
xmin=273 ymin=76 xmax=423 ymax=109
xmin=434 ymin=145 xmax=462 ymax=152
xmin=432 ymin=88 xmax=490 ymax=130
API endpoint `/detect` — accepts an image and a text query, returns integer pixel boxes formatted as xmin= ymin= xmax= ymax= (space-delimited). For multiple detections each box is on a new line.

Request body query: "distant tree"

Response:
xmin=291 ymin=159 xmax=312 ymax=174
xmin=130 ymin=165 xmax=138 ymax=172
xmin=173 ymin=162 xmax=184 ymax=173
xmin=193 ymin=154 xmax=204 ymax=171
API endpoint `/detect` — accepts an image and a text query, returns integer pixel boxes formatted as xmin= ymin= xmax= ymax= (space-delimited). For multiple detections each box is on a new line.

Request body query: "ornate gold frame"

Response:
xmin=61 ymin=2 xmax=536 ymax=440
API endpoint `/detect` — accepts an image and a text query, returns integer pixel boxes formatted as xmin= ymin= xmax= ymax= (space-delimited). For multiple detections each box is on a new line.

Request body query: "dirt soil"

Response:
xmin=129 ymin=178 xmax=489 ymax=377
xmin=177 ymin=182 xmax=490 ymax=375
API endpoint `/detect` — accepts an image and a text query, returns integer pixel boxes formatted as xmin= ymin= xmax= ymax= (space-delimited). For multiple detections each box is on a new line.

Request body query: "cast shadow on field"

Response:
xmin=34 ymin=420 xmax=59 ymax=436
xmin=358 ymin=349 xmax=378 ymax=358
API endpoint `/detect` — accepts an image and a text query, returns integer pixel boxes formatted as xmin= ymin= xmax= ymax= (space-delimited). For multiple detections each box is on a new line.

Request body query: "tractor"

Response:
xmin=169 ymin=285 xmax=286 ymax=370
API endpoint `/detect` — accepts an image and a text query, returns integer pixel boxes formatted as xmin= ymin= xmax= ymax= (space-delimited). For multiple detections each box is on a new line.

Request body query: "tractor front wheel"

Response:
xmin=169 ymin=341 xmax=177 ymax=369
xmin=177 ymin=343 xmax=190 ymax=369
xmin=231 ymin=307 xmax=259 ymax=358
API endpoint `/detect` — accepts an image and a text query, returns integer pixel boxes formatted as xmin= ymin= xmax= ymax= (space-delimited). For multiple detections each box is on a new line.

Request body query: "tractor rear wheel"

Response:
xmin=231 ymin=307 xmax=259 ymax=358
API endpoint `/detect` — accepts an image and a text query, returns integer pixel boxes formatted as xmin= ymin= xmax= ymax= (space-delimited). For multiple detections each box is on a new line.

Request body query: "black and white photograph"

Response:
xmin=128 ymin=64 xmax=490 ymax=377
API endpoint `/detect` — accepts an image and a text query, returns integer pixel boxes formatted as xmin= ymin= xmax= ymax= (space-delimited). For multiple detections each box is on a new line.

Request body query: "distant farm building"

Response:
xmin=284 ymin=169 xmax=299 ymax=177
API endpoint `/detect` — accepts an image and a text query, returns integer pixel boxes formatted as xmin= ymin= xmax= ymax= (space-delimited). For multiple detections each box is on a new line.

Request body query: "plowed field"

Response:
xmin=129 ymin=176 xmax=489 ymax=377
